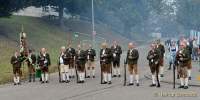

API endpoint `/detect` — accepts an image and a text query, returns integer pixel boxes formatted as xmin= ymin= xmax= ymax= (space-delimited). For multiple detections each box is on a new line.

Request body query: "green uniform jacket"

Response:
xmin=37 ymin=53 xmax=51 ymax=67
xmin=147 ymin=49 xmax=161 ymax=66
xmin=100 ymin=48 xmax=112 ymax=64
xmin=86 ymin=49 xmax=96 ymax=61
xmin=75 ymin=50 xmax=87 ymax=65
xmin=111 ymin=45 xmax=122 ymax=61
xmin=176 ymin=48 xmax=190 ymax=67
xmin=126 ymin=49 xmax=139 ymax=65
xmin=10 ymin=56 xmax=22 ymax=68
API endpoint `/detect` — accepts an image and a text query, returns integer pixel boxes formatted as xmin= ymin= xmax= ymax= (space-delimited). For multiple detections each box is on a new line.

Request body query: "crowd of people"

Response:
xmin=10 ymin=37 xmax=198 ymax=89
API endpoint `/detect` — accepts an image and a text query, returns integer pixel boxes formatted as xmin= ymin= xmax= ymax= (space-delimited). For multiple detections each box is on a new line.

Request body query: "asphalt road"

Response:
xmin=0 ymin=45 xmax=200 ymax=100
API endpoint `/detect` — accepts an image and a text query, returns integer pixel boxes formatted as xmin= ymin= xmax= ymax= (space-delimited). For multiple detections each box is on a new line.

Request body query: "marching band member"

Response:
xmin=126 ymin=42 xmax=139 ymax=86
xmin=147 ymin=43 xmax=161 ymax=87
xmin=100 ymin=42 xmax=112 ymax=84
xmin=37 ymin=48 xmax=51 ymax=83
xmin=176 ymin=42 xmax=190 ymax=89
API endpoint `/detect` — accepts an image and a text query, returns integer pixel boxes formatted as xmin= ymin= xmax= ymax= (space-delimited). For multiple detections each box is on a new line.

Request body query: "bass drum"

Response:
xmin=36 ymin=69 xmax=41 ymax=78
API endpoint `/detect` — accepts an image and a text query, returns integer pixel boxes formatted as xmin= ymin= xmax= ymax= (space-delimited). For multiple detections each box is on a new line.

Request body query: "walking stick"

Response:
xmin=173 ymin=63 xmax=176 ymax=89
xmin=123 ymin=59 xmax=127 ymax=86
xmin=111 ymin=62 xmax=113 ymax=77
xmin=100 ymin=61 xmax=103 ymax=84
xmin=57 ymin=60 xmax=61 ymax=83
xmin=74 ymin=58 xmax=79 ymax=83
xmin=85 ymin=65 xmax=87 ymax=78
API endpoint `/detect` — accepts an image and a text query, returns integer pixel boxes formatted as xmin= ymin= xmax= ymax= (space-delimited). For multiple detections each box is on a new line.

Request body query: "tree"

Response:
xmin=0 ymin=0 xmax=31 ymax=17
xmin=177 ymin=0 xmax=200 ymax=31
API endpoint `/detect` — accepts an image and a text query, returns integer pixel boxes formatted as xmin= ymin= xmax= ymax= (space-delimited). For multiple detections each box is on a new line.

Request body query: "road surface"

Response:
xmin=0 ymin=45 xmax=200 ymax=100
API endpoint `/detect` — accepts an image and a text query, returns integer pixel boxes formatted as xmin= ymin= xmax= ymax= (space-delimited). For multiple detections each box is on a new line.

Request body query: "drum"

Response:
xmin=36 ymin=69 xmax=41 ymax=78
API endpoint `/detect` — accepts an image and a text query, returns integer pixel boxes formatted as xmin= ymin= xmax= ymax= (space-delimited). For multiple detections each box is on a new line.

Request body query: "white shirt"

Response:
xmin=129 ymin=49 xmax=133 ymax=54
xmin=102 ymin=49 xmax=105 ymax=54
xmin=59 ymin=53 xmax=64 ymax=64
xmin=78 ymin=50 xmax=81 ymax=55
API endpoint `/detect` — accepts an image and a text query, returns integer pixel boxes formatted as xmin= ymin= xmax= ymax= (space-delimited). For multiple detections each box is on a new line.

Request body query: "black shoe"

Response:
xmin=157 ymin=84 xmax=160 ymax=88
xmin=86 ymin=76 xmax=90 ymax=78
xmin=41 ymin=81 xmax=45 ymax=84
xmin=108 ymin=81 xmax=112 ymax=84
xmin=189 ymin=77 xmax=192 ymax=80
xmin=102 ymin=81 xmax=107 ymax=84
xmin=29 ymin=80 xmax=31 ymax=82
xmin=17 ymin=83 xmax=21 ymax=85
xmin=14 ymin=83 xmax=17 ymax=85
xmin=82 ymin=81 xmax=85 ymax=83
xmin=136 ymin=83 xmax=139 ymax=86
xmin=46 ymin=81 xmax=49 ymax=83
xmin=160 ymin=74 xmax=164 ymax=77
xmin=118 ymin=75 xmax=121 ymax=77
xmin=150 ymin=84 xmax=156 ymax=87
xmin=113 ymin=75 xmax=117 ymax=77
xmin=66 ymin=80 xmax=70 ymax=83
xmin=93 ymin=76 xmax=95 ymax=78
xmin=178 ymin=85 xmax=184 ymax=88
xmin=61 ymin=80 xmax=65 ymax=83
xmin=184 ymin=86 xmax=189 ymax=89
xmin=69 ymin=76 xmax=71 ymax=78
xmin=128 ymin=83 xmax=134 ymax=86
xmin=78 ymin=81 xmax=84 ymax=83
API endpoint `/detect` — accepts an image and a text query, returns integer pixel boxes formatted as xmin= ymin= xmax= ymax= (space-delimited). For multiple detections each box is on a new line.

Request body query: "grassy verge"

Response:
xmin=0 ymin=16 xmax=89 ymax=84
xmin=0 ymin=15 xmax=131 ymax=84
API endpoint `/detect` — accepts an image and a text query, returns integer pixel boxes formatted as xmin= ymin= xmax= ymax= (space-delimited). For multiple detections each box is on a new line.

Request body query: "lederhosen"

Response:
xmin=66 ymin=48 xmax=76 ymax=69
xmin=58 ymin=52 xmax=71 ymax=73
xmin=147 ymin=49 xmax=161 ymax=74
xmin=37 ymin=53 xmax=51 ymax=73
xmin=126 ymin=49 xmax=139 ymax=74
xmin=100 ymin=48 xmax=112 ymax=73
xmin=76 ymin=50 xmax=87 ymax=72
xmin=176 ymin=49 xmax=190 ymax=78
xmin=111 ymin=45 xmax=122 ymax=68
xmin=11 ymin=56 xmax=22 ymax=76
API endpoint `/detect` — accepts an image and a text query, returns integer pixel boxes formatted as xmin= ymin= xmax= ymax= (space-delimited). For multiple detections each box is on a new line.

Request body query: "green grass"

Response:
xmin=0 ymin=15 xmax=131 ymax=84
xmin=0 ymin=16 xmax=92 ymax=84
